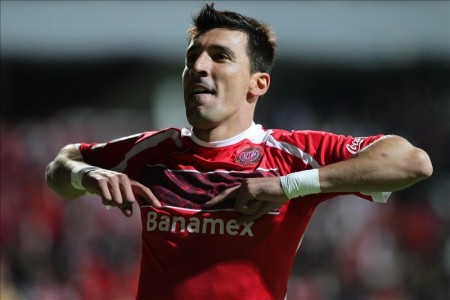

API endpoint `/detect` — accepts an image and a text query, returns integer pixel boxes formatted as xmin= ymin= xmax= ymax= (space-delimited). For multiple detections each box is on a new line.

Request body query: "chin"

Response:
xmin=187 ymin=115 xmax=218 ymax=131
xmin=187 ymin=113 xmax=208 ymax=128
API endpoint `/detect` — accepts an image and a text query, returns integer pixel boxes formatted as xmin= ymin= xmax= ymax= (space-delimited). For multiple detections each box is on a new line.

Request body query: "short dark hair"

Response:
xmin=187 ymin=2 xmax=277 ymax=74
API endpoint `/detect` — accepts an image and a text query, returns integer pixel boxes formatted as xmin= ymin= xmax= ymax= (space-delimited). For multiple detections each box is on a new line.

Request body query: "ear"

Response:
xmin=247 ymin=73 xmax=270 ymax=103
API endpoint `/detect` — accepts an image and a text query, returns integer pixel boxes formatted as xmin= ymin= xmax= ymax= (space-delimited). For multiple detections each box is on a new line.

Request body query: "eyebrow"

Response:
xmin=185 ymin=43 xmax=235 ymax=58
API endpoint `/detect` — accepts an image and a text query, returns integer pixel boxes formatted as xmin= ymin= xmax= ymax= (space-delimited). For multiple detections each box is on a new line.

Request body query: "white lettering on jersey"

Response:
xmin=146 ymin=211 xmax=254 ymax=237
xmin=346 ymin=137 xmax=366 ymax=155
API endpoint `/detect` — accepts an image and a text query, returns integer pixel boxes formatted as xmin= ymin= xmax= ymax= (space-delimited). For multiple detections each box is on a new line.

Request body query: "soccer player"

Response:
xmin=45 ymin=3 xmax=432 ymax=300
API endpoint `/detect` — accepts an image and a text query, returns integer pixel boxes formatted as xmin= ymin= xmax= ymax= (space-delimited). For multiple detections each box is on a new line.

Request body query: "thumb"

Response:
xmin=130 ymin=180 xmax=162 ymax=208
xmin=205 ymin=185 xmax=240 ymax=207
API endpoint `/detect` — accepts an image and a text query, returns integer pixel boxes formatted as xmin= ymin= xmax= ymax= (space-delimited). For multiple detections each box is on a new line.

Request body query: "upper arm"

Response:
xmin=286 ymin=130 xmax=385 ymax=167
xmin=356 ymin=135 xmax=433 ymax=179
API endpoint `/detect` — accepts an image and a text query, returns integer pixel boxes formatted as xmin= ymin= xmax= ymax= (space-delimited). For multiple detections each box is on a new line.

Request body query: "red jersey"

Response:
xmin=79 ymin=123 xmax=389 ymax=300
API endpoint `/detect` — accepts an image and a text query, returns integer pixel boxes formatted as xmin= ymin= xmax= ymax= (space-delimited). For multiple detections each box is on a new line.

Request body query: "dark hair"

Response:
xmin=187 ymin=2 xmax=277 ymax=74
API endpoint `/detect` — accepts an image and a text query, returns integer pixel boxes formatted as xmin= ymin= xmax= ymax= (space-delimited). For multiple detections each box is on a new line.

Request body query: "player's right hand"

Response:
xmin=82 ymin=169 xmax=162 ymax=217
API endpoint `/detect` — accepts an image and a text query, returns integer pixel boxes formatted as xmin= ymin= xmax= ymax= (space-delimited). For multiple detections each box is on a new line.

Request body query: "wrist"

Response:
xmin=280 ymin=169 xmax=321 ymax=199
xmin=70 ymin=165 xmax=98 ymax=190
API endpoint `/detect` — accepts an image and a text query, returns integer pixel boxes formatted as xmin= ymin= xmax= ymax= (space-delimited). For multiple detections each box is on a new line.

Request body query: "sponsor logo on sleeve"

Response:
xmin=345 ymin=137 xmax=366 ymax=154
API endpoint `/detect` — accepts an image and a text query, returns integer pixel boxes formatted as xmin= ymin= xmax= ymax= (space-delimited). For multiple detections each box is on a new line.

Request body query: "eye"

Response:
xmin=185 ymin=52 xmax=199 ymax=66
xmin=213 ymin=53 xmax=230 ymax=61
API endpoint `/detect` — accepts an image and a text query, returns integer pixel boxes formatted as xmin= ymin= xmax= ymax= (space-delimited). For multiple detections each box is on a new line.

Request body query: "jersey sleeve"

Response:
xmin=288 ymin=131 xmax=391 ymax=203
xmin=302 ymin=131 xmax=386 ymax=166
xmin=77 ymin=132 xmax=147 ymax=170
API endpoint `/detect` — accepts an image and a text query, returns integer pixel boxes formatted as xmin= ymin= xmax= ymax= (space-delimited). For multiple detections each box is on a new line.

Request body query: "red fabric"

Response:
xmin=79 ymin=125 xmax=383 ymax=300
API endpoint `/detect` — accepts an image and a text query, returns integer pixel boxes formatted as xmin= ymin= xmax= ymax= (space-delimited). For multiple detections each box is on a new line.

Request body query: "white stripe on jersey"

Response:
xmin=146 ymin=163 xmax=279 ymax=174
xmin=108 ymin=133 xmax=142 ymax=143
xmin=140 ymin=204 xmax=281 ymax=214
xmin=109 ymin=124 xmax=320 ymax=175
xmin=112 ymin=129 xmax=182 ymax=172
xmin=266 ymin=135 xmax=320 ymax=169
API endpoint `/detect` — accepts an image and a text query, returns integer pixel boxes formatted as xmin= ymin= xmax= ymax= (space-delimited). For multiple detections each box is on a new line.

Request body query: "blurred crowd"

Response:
xmin=1 ymin=71 xmax=449 ymax=299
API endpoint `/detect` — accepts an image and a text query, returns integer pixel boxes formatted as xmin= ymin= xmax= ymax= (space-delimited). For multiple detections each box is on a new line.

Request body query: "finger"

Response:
xmin=120 ymin=203 xmax=133 ymax=217
xmin=119 ymin=176 xmax=137 ymax=203
xmin=97 ymin=178 xmax=113 ymax=204
xmin=237 ymin=202 xmax=277 ymax=225
xmin=204 ymin=185 xmax=240 ymax=207
xmin=239 ymin=200 xmax=263 ymax=215
xmin=131 ymin=180 xmax=162 ymax=208
xmin=84 ymin=170 xmax=116 ymax=202
xmin=109 ymin=178 xmax=124 ymax=206
xmin=234 ymin=187 xmax=258 ymax=213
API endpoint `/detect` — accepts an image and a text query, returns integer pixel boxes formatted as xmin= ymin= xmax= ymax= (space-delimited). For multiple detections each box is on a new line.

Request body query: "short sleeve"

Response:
xmin=78 ymin=133 xmax=144 ymax=170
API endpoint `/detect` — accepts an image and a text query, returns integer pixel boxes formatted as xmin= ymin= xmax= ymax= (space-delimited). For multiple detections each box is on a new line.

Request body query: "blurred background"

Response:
xmin=1 ymin=1 xmax=449 ymax=299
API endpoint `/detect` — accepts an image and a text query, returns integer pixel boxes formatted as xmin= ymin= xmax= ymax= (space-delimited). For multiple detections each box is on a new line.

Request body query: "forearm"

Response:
xmin=45 ymin=143 xmax=161 ymax=215
xmin=319 ymin=135 xmax=433 ymax=193
xmin=209 ymin=136 xmax=433 ymax=223
xmin=45 ymin=144 xmax=91 ymax=199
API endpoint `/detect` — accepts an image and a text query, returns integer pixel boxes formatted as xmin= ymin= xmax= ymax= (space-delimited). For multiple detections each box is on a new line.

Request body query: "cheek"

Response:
xmin=182 ymin=71 xmax=190 ymax=100
xmin=222 ymin=69 xmax=248 ymax=89
xmin=182 ymin=69 xmax=188 ymax=87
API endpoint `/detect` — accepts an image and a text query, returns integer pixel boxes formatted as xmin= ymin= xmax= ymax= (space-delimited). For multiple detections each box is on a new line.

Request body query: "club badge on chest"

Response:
xmin=234 ymin=145 xmax=263 ymax=166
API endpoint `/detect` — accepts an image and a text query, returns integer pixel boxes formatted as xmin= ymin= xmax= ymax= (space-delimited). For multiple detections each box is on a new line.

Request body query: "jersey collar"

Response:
xmin=186 ymin=122 xmax=263 ymax=148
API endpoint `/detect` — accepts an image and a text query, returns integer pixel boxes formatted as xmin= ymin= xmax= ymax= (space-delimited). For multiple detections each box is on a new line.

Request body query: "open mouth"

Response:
xmin=190 ymin=85 xmax=216 ymax=97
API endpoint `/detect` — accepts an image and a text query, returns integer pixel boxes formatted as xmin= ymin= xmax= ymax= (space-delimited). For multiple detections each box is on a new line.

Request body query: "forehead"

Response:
xmin=187 ymin=28 xmax=248 ymax=54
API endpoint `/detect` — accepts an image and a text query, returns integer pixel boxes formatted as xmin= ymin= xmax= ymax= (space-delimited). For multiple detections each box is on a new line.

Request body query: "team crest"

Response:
xmin=234 ymin=145 xmax=263 ymax=166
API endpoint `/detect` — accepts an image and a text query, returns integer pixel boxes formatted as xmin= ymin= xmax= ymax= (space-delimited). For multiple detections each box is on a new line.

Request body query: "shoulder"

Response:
xmin=136 ymin=127 xmax=187 ymax=145
xmin=266 ymin=128 xmax=331 ymax=144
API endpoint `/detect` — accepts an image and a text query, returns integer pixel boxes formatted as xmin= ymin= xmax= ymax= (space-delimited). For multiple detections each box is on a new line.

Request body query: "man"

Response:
xmin=45 ymin=3 xmax=432 ymax=300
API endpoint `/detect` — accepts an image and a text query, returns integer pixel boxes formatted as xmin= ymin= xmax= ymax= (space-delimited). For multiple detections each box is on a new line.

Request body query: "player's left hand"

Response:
xmin=205 ymin=177 xmax=288 ymax=224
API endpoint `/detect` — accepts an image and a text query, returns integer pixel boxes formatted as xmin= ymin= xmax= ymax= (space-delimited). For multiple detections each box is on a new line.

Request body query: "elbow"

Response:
xmin=45 ymin=161 xmax=57 ymax=190
xmin=411 ymin=148 xmax=433 ymax=180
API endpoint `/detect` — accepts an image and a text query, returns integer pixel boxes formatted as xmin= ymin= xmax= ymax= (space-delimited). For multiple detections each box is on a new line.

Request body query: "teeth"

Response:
xmin=192 ymin=87 xmax=210 ymax=95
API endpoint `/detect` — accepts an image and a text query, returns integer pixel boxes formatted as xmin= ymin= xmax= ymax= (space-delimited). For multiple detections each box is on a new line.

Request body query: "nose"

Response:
xmin=189 ymin=52 xmax=210 ymax=77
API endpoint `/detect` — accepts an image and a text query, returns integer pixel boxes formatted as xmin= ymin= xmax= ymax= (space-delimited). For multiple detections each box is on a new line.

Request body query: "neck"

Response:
xmin=193 ymin=120 xmax=254 ymax=143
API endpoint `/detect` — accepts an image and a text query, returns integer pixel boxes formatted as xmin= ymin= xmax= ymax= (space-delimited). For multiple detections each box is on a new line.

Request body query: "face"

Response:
xmin=182 ymin=28 xmax=255 ymax=131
